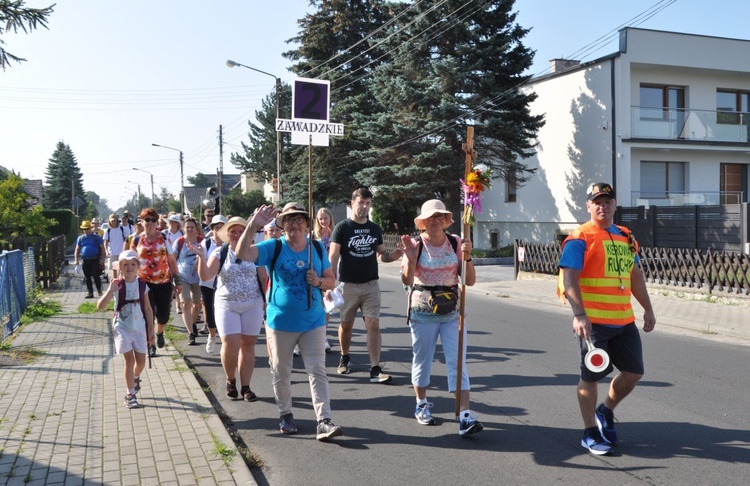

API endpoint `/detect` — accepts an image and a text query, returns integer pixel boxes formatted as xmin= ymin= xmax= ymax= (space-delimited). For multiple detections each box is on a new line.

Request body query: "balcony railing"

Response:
xmin=631 ymin=107 xmax=750 ymax=142
xmin=630 ymin=191 xmax=743 ymax=207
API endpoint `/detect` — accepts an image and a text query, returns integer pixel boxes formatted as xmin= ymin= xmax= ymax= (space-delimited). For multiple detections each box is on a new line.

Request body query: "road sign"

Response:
xmin=276 ymin=77 xmax=344 ymax=147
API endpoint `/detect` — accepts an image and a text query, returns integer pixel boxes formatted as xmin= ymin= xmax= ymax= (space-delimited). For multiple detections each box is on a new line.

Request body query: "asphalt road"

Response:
xmin=176 ymin=272 xmax=750 ymax=486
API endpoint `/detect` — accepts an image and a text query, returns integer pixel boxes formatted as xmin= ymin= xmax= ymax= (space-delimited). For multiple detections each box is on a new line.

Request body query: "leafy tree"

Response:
xmin=187 ymin=172 xmax=214 ymax=186
xmin=0 ymin=173 xmax=54 ymax=242
xmin=222 ymin=188 xmax=269 ymax=218
xmin=44 ymin=141 xmax=86 ymax=211
xmin=151 ymin=187 xmax=176 ymax=214
xmin=166 ymin=197 xmax=182 ymax=214
xmin=84 ymin=191 xmax=112 ymax=220
xmin=0 ymin=0 xmax=55 ymax=70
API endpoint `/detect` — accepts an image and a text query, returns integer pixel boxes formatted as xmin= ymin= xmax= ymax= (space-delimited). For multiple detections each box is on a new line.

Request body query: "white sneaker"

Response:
xmin=293 ymin=345 xmax=301 ymax=356
xmin=206 ymin=336 xmax=216 ymax=355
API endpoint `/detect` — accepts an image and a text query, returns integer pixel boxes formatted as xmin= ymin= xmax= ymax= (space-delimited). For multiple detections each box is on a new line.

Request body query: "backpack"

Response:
xmin=175 ymin=235 xmax=203 ymax=256
xmin=115 ymin=277 xmax=148 ymax=326
xmin=414 ymin=233 xmax=459 ymax=262
xmin=106 ymin=226 xmax=125 ymax=241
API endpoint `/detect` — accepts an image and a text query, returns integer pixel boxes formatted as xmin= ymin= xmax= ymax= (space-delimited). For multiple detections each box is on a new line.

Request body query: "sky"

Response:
xmin=3 ymin=0 xmax=750 ymax=210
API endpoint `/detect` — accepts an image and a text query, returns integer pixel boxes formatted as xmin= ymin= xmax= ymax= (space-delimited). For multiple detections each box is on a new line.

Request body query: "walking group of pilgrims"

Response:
xmin=88 ymin=182 xmax=654 ymax=452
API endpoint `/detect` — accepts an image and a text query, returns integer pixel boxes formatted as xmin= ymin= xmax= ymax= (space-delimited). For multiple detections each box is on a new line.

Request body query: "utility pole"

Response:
xmin=218 ymin=124 xmax=224 ymax=213
xmin=179 ymin=150 xmax=185 ymax=214
xmin=275 ymin=77 xmax=282 ymax=200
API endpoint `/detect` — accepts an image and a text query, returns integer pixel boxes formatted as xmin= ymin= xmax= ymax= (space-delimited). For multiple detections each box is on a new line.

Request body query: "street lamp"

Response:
xmin=226 ymin=59 xmax=282 ymax=200
xmin=151 ymin=143 xmax=185 ymax=214
xmin=132 ymin=167 xmax=155 ymax=203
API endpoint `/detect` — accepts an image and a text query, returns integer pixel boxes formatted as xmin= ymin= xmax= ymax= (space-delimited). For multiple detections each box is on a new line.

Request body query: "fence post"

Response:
xmin=650 ymin=206 xmax=657 ymax=248
xmin=694 ymin=205 xmax=700 ymax=250
xmin=513 ymin=239 xmax=520 ymax=280
xmin=742 ymin=202 xmax=749 ymax=254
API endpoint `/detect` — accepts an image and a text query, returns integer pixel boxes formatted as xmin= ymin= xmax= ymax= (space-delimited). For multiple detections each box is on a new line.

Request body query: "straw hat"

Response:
xmin=91 ymin=217 xmax=100 ymax=224
xmin=275 ymin=202 xmax=309 ymax=227
xmin=216 ymin=216 xmax=247 ymax=242
xmin=80 ymin=220 xmax=92 ymax=230
xmin=414 ymin=199 xmax=453 ymax=230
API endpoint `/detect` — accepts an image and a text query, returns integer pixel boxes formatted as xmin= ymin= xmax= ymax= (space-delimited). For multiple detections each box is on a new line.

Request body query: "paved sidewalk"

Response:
xmin=0 ymin=267 xmax=256 ymax=486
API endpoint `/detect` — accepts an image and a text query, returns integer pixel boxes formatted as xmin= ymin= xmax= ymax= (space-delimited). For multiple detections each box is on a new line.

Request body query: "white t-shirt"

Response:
xmin=103 ymin=225 xmax=132 ymax=256
xmin=165 ymin=229 xmax=184 ymax=248
xmin=113 ymin=280 xmax=149 ymax=332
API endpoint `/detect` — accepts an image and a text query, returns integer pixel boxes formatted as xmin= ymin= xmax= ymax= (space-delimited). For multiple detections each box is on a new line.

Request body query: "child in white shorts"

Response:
xmin=98 ymin=250 xmax=155 ymax=409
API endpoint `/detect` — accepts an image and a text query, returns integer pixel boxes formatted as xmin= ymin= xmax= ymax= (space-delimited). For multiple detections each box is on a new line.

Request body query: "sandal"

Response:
xmin=240 ymin=386 xmax=257 ymax=402
xmin=226 ymin=379 xmax=238 ymax=399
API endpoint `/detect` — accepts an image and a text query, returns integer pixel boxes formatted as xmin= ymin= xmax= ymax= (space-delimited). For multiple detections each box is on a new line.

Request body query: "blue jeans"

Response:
xmin=410 ymin=316 xmax=470 ymax=392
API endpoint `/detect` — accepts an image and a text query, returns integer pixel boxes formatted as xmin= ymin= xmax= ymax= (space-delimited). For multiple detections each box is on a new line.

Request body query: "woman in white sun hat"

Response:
xmin=190 ymin=216 xmax=266 ymax=403
xmin=400 ymin=199 xmax=483 ymax=437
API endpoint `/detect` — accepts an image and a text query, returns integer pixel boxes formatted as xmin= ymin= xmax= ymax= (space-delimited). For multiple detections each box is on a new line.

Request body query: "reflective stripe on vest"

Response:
xmin=566 ymin=222 xmax=637 ymax=326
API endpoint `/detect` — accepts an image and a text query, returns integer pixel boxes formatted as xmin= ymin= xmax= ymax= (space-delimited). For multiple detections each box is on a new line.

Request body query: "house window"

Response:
xmin=505 ymin=172 xmax=517 ymax=202
xmin=716 ymin=89 xmax=750 ymax=124
xmin=639 ymin=84 xmax=685 ymax=121
xmin=720 ymin=163 xmax=746 ymax=204
xmin=640 ymin=161 xmax=686 ymax=199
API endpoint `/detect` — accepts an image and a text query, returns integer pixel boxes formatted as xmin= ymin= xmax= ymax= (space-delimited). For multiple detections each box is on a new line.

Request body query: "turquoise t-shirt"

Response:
xmin=256 ymin=237 xmax=330 ymax=332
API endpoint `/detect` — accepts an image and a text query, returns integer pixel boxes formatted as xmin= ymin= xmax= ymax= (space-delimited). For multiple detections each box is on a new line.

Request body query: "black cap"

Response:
xmin=587 ymin=182 xmax=615 ymax=201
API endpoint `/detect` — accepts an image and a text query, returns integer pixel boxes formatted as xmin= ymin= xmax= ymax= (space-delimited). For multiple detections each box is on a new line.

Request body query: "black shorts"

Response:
xmin=579 ymin=322 xmax=644 ymax=382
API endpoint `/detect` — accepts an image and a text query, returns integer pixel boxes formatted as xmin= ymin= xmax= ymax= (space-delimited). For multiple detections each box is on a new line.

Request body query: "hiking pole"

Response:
xmin=455 ymin=126 xmax=475 ymax=418
xmin=307 ymin=134 xmax=314 ymax=310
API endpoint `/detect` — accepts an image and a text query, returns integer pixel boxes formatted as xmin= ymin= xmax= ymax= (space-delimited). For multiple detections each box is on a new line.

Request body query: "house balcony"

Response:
xmin=631 ymin=107 xmax=750 ymax=143
xmin=630 ymin=191 xmax=744 ymax=207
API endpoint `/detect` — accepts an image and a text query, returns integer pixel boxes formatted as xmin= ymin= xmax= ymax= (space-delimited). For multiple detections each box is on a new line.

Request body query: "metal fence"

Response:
xmin=1 ymin=250 xmax=27 ymax=339
xmin=514 ymin=240 xmax=750 ymax=296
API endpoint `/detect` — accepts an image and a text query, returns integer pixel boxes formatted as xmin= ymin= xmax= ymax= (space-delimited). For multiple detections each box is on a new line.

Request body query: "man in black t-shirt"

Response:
xmin=329 ymin=188 xmax=403 ymax=383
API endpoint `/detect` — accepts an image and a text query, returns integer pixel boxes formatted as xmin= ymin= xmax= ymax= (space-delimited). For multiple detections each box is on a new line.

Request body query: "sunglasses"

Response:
xmin=284 ymin=216 xmax=307 ymax=226
xmin=143 ymin=217 xmax=159 ymax=223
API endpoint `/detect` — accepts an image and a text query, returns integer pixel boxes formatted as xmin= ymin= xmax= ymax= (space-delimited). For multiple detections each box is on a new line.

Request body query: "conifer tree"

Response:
xmin=44 ymin=141 xmax=86 ymax=210
xmin=282 ymin=0 xmax=392 ymax=205
xmin=357 ymin=0 xmax=543 ymax=209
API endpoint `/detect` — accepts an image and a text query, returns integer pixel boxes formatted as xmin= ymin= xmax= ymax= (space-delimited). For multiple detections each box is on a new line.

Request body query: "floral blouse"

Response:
xmin=135 ymin=232 xmax=173 ymax=284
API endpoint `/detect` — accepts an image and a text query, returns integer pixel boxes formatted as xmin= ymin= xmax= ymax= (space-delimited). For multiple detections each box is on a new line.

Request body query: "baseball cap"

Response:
xmin=587 ymin=182 xmax=615 ymax=201
xmin=118 ymin=250 xmax=140 ymax=263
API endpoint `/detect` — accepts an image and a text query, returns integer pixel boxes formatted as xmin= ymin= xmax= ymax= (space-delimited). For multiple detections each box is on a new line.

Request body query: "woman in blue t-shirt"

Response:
xmin=235 ymin=202 xmax=343 ymax=441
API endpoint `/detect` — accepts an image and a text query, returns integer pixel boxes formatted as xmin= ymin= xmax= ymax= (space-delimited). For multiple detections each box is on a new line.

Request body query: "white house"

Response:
xmin=478 ymin=27 xmax=750 ymax=248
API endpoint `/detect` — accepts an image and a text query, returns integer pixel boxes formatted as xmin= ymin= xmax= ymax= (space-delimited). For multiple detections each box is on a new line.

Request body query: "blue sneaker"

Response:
xmin=458 ymin=414 xmax=483 ymax=436
xmin=415 ymin=402 xmax=436 ymax=425
xmin=581 ymin=427 xmax=613 ymax=455
xmin=595 ymin=403 xmax=618 ymax=444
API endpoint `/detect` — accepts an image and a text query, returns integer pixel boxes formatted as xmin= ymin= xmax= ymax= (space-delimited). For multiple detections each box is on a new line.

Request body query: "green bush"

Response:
xmin=42 ymin=209 xmax=77 ymax=242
